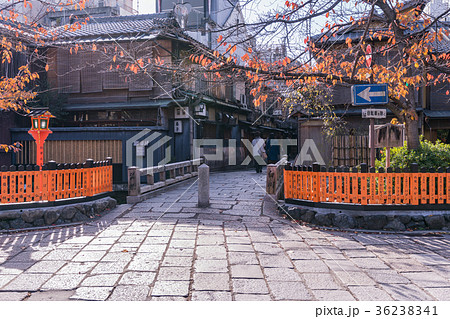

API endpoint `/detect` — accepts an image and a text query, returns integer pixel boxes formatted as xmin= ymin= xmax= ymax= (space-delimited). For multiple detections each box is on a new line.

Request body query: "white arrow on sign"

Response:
xmin=357 ymin=87 xmax=386 ymax=102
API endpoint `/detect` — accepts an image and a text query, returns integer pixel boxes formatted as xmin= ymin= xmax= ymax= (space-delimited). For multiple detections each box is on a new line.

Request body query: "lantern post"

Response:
xmin=28 ymin=111 xmax=54 ymax=169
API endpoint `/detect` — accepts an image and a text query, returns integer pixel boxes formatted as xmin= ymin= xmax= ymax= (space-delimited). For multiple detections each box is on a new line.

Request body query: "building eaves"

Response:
xmin=46 ymin=12 xmax=178 ymax=44
xmin=63 ymin=99 xmax=186 ymax=112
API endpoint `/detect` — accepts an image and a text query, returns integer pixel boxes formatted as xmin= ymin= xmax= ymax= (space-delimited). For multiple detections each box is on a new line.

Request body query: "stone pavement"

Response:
xmin=0 ymin=169 xmax=449 ymax=301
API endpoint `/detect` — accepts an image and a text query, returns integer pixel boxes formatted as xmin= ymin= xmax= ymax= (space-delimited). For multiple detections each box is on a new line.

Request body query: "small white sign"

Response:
xmin=174 ymin=120 xmax=183 ymax=133
xmin=362 ymin=108 xmax=386 ymax=119
xmin=174 ymin=106 xmax=189 ymax=119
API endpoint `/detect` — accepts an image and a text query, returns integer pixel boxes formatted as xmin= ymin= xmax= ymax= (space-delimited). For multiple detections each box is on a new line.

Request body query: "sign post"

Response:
xmin=352 ymin=84 xmax=389 ymax=168
xmin=373 ymin=123 xmax=405 ymax=168
xmin=363 ymin=109 xmax=386 ymax=167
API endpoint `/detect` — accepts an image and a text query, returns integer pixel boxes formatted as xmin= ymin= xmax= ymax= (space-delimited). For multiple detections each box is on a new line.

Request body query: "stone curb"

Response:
xmin=0 ymin=197 xmax=117 ymax=231
xmin=276 ymin=201 xmax=450 ymax=232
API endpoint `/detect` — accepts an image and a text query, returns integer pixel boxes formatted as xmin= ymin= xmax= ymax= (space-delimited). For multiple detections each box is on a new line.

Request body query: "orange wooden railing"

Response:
xmin=284 ymin=163 xmax=450 ymax=205
xmin=0 ymin=158 xmax=113 ymax=205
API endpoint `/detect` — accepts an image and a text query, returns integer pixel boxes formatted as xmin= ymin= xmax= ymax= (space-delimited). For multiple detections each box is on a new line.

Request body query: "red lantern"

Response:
xmin=28 ymin=111 xmax=54 ymax=169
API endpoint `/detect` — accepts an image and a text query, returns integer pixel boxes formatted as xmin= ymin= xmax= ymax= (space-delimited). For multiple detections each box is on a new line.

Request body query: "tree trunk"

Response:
xmin=405 ymin=114 xmax=420 ymax=150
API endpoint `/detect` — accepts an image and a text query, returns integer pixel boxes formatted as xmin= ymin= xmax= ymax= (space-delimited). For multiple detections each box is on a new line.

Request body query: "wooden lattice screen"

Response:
xmin=332 ymin=135 xmax=369 ymax=167
xmin=16 ymin=140 xmax=122 ymax=165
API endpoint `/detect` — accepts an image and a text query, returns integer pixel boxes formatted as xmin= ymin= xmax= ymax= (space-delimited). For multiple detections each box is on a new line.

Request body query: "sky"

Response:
xmin=137 ymin=0 xmax=156 ymax=14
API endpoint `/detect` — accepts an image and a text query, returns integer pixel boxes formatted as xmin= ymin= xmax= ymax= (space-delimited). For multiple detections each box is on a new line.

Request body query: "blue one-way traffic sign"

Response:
xmin=351 ymin=84 xmax=388 ymax=105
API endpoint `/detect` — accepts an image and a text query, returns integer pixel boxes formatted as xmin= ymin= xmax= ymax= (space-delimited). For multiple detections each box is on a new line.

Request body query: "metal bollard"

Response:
xmin=198 ymin=164 xmax=210 ymax=207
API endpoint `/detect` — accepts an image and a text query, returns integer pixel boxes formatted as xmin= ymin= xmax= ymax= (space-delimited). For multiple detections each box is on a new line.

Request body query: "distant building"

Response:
xmin=3 ymin=12 xmax=294 ymax=183
xmin=427 ymin=0 xmax=450 ymax=21
xmin=292 ymin=1 xmax=450 ymax=166
xmin=0 ymin=0 xmax=136 ymax=25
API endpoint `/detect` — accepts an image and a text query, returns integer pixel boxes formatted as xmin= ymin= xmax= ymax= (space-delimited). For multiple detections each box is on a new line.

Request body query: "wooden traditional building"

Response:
xmin=8 ymin=12 xmax=295 ymax=183
xmin=294 ymin=2 xmax=450 ymax=167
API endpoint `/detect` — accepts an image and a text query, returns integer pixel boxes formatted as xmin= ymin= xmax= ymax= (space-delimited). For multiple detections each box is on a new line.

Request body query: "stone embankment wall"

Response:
xmin=0 ymin=197 xmax=117 ymax=230
xmin=279 ymin=205 xmax=450 ymax=231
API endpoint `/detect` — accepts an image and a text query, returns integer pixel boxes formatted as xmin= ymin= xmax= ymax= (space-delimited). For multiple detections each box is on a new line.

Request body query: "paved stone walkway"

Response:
xmin=0 ymin=170 xmax=449 ymax=301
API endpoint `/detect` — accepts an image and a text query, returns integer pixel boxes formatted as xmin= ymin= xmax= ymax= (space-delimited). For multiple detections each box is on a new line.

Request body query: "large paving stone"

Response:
xmin=232 ymin=279 xmax=269 ymax=294
xmin=26 ymin=260 xmax=66 ymax=273
xmin=2 ymin=273 xmax=52 ymax=291
xmin=196 ymin=246 xmax=227 ymax=259
xmin=228 ymin=252 xmax=259 ymax=265
xmin=263 ymin=267 xmax=302 ymax=282
xmin=108 ymin=285 xmax=150 ymax=301
xmin=192 ymin=273 xmax=230 ymax=291
xmin=151 ymin=280 xmax=190 ymax=297
xmin=90 ymin=261 xmax=129 ymax=274
xmin=258 ymin=254 xmax=293 ymax=268
xmin=41 ymin=274 xmax=85 ymax=290
xmin=402 ymin=272 xmax=450 ymax=288
xmin=234 ymin=294 xmax=272 ymax=301
xmin=71 ymin=287 xmax=113 ymax=301
xmin=157 ymin=267 xmax=191 ymax=281
xmin=333 ymin=271 xmax=377 ymax=286
xmin=366 ymin=270 xmax=410 ymax=284
xmin=312 ymin=290 xmax=356 ymax=301
xmin=0 ymin=292 xmax=28 ymax=301
xmin=379 ymin=283 xmax=435 ymax=301
xmin=293 ymin=260 xmax=330 ymax=273
xmin=348 ymin=286 xmax=393 ymax=301
xmin=350 ymin=258 xmax=390 ymax=269
xmin=230 ymin=265 xmax=264 ymax=279
xmin=303 ymin=273 xmax=343 ymax=290
xmin=81 ymin=274 xmax=121 ymax=287
xmin=119 ymin=272 xmax=156 ymax=286
xmin=0 ymin=274 xmax=17 ymax=288
xmin=191 ymin=291 xmax=232 ymax=301
xmin=72 ymin=251 xmax=106 ymax=262
xmin=268 ymin=281 xmax=313 ymax=300
xmin=424 ymin=287 xmax=450 ymax=301
xmin=194 ymin=259 xmax=228 ymax=273
xmin=57 ymin=262 xmax=97 ymax=274
xmin=162 ymin=256 xmax=193 ymax=267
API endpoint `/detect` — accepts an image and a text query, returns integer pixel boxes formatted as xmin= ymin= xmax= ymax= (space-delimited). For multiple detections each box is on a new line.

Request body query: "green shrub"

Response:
xmin=376 ymin=137 xmax=450 ymax=169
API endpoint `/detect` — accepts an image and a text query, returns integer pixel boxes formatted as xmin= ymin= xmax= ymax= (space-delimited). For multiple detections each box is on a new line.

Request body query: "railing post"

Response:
xmin=198 ymin=163 xmax=210 ymax=207
xmin=284 ymin=163 xmax=292 ymax=199
xmin=447 ymin=167 xmax=450 ymax=205
xmin=410 ymin=163 xmax=419 ymax=205
xmin=128 ymin=166 xmax=141 ymax=196
xmin=266 ymin=164 xmax=277 ymax=195
xmin=106 ymin=157 xmax=113 ymax=192
xmin=8 ymin=165 xmax=17 ymax=203
xmin=160 ymin=166 xmax=166 ymax=184
xmin=360 ymin=163 xmax=368 ymax=205
xmin=312 ymin=162 xmax=320 ymax=202
xmin=147 ymin=173 xmax=155 ymax=186
xmin=1 ymin=165 xmax=8 ymax=203
xmin=85 ymin=159 xmax=94 ymax=197
xmin=47 ymin=160 xmax=57 ymax=201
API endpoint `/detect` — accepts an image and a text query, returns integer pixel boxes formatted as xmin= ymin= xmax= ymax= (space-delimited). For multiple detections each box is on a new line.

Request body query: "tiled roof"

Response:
xmin=48 ymin=12 xmax=178 ymax=43
xmin=312 ymin=22 xmax=450 ymax=53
